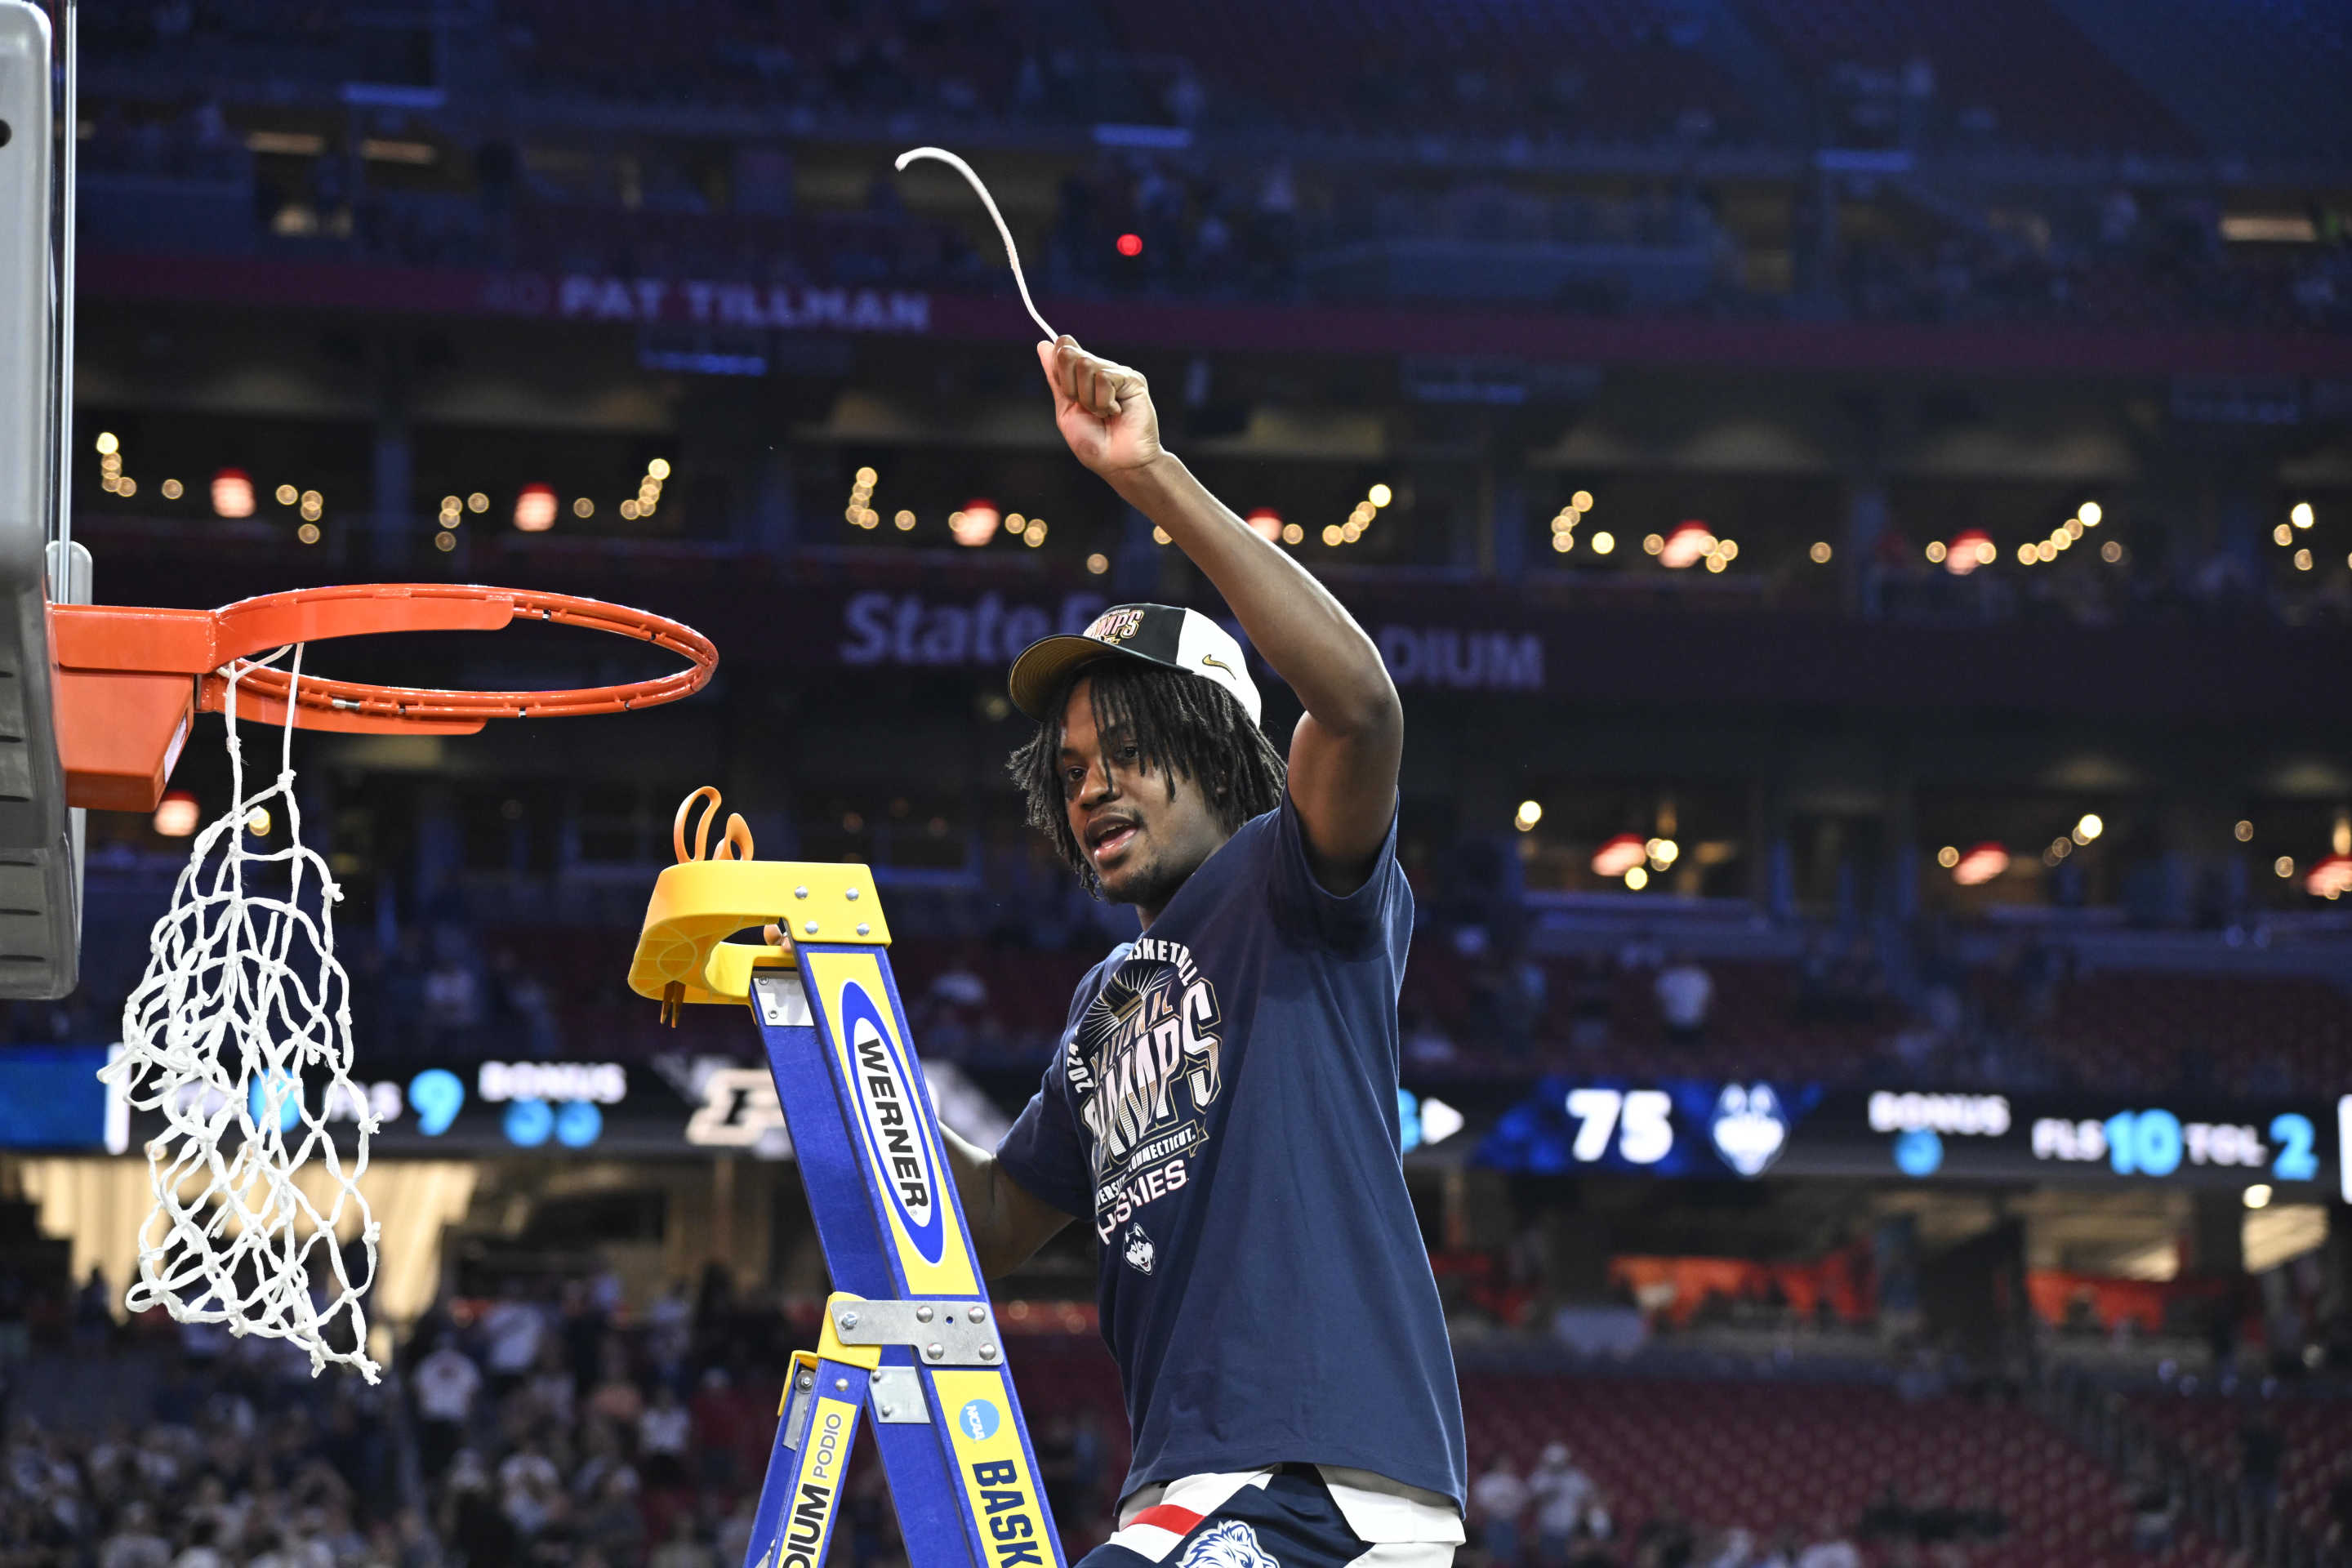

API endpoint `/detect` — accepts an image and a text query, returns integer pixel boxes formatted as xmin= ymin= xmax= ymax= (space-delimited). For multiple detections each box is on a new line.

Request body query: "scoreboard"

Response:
xmin=1476 ymin=1076 xmax=2350 ymax=1197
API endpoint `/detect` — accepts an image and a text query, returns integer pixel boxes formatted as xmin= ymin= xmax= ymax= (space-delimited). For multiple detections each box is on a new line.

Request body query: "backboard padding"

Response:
xmin=0 ymin=1 xmax=82 ymax=1000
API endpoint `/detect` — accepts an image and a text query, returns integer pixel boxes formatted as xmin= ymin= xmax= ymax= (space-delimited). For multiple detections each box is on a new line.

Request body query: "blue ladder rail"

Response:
xmin=734 ymin=951 xmax=1066 ymax=1568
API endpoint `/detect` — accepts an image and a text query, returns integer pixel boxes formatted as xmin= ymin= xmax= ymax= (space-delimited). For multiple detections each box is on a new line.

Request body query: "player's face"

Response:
xmin=1058 ymin=675 xmax=1227 ymax=920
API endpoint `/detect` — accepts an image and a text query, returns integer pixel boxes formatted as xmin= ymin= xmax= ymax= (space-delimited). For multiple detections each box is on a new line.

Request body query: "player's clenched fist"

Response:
xmin=1038 ymin=334 xmax=1162 ymax=477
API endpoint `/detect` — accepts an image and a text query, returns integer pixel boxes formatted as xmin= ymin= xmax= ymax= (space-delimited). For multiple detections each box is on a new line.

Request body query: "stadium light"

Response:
xmin=1952 ymin=842 xmax=2011 ymax=886
xmin=153 ymin=791 xmax=199 ymax=838
xmin=1945 ymin=529 xmax=1993 ymax=576
xmin=514 ymin=484 xmax=558 ymax=532
xmin=1592 ymin=834 xmax=1646 ymax=878
xmin=211 ymin=468 xmax=255 ymax=519
xmin=951 ymin=501 xmax=1000 ymax=546
xmin=1659 ymin=522 xmax=1714 ymax=569
xmin=2306 ymin=854 xmax=2352 ymax=899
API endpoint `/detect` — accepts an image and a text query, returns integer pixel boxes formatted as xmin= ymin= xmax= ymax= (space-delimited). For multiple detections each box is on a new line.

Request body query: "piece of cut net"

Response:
xmin=100 ymin=645 xmax=381 ymax=1380
xmin=894 ymin=147 xmax=1057 ymax=342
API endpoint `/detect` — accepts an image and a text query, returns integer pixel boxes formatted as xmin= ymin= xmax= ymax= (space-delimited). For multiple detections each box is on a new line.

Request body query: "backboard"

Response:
xmin=0 ymin=0 xmax=83 ymax=999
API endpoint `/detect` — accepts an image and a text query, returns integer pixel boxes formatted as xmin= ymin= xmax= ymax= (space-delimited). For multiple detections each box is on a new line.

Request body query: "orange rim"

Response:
xmin=53 ymin=582 xmax=718 ymax=727
xmin=199 ymin=585 xmax=718 ymax=724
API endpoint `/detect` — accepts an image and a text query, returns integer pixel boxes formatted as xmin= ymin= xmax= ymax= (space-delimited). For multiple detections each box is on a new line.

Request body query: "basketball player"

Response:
xmin=938 ymin=336 xmax=1468 ymax=1568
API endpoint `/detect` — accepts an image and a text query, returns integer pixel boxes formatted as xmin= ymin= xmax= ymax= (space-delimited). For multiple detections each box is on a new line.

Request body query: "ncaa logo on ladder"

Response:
xmin=837 ymin=982 xmax=947 ymax=1265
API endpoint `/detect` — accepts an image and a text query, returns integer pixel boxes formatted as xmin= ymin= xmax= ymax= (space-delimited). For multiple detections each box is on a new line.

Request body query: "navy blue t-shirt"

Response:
xmin=995 ymin=791 xmax=1467 ymax=1508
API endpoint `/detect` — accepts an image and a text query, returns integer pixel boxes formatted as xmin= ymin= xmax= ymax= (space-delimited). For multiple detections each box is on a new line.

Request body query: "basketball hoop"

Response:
xmin=82 ymin=583 xmax=717 ymax=1379
xmin=54 ymin=583 xmax=718 ymax=811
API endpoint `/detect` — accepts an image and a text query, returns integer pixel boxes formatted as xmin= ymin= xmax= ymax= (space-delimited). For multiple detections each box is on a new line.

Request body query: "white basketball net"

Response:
xmin=100 ymin=646 xmax=381 ymax=1381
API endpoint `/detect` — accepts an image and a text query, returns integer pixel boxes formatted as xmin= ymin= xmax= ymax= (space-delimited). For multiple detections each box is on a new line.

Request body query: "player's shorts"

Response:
xmin=1082 ymin=1464 xmax=1463 ymax=1568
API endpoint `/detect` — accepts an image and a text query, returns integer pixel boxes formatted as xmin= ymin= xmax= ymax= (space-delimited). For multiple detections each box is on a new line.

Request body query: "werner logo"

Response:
xmin=839 ymin=983 xmax=946 ymax=1264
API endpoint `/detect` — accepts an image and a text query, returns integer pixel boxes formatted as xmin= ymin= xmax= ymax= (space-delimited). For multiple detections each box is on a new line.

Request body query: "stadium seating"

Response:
xmin=494 ymin=0 xmax=1030 ymax=114
xmin=2041 ymin=970 xmax=2352 ymax=1096
xmin=991 ymin=1351 xmax=2255 ymax=1564
xmin=1392 ymin=948 xmax=1891 ymax=1082
xmin=1107 ymin=0 xmax=1762 ymax=145
xmin=2125 ymin=1389 xmax=2352 ymax=1546
xmin=2050 ymin=0 xmax=2352 ymax=159
xmin=45 ymin=887 xmax=2352 ymax=1105
xmin=1737 ymin=0 xmax=2198 ymax=154
xmin=1455 ymin=1370 xmax=2237 ymax=1566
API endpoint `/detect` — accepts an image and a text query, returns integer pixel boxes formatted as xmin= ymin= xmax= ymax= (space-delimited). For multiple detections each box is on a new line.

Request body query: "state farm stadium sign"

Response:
xmin=836 ymin=590 xmax=1544 ymax=693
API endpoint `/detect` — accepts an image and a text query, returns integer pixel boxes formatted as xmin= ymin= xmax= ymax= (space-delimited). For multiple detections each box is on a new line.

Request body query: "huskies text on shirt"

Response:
xmin=995 ymin=791 xmax=1468 ymax=1513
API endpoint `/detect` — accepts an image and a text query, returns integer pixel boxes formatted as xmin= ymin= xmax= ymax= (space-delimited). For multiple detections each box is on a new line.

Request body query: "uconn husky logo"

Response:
xmin=1181 ymin=1521 xmax=1280 ymax=1568
xmin=839 ymin=982 xmax=946 ymax=1264
xmin=1709 ymin=1083 xmax=1789 ymax=1178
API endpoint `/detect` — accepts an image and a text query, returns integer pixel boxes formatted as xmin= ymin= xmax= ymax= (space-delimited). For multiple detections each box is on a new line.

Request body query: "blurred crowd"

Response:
xmin=7 ymin=852 xmax=2345 ymax=1105
xmin=403 ymin=1273 xmax=774 ymax=1568
xmin=1466 ymin=1443 xmax=1891 ymax=1568
xmin=1 ymin=1303 xmax=413 ymax=1568
xmin=69 ymin=0 xmax=2352 ymax=340
xmin=78 ymin=92 xmax=2351 ymax=336
xmin=1864 ymin=525 xmax=2352 ymax=633
xmin=403 ymin=1272 xmax=1120 ymax=1566
xmin=0 ymin=1266 xmax=1122 ymax=1568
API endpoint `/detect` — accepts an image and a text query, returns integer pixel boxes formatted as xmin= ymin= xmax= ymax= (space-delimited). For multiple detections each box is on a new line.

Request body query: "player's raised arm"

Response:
xmin=1038 ymin=336 xmax=1403 ymax=893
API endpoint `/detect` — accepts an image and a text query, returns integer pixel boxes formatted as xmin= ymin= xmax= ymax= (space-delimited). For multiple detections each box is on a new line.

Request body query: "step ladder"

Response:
xmin=630 ymin=791 xmax=1067 ymax=1568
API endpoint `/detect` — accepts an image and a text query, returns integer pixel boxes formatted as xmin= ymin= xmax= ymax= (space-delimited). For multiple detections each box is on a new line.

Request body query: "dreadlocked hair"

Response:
xmin=1008 ymin=657 xmax=1287 ymax=897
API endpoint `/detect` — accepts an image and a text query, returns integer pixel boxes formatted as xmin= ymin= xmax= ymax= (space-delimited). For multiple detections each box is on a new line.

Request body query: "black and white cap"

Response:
xmin=1007 ymin=603 xmax=1262 ymax=724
